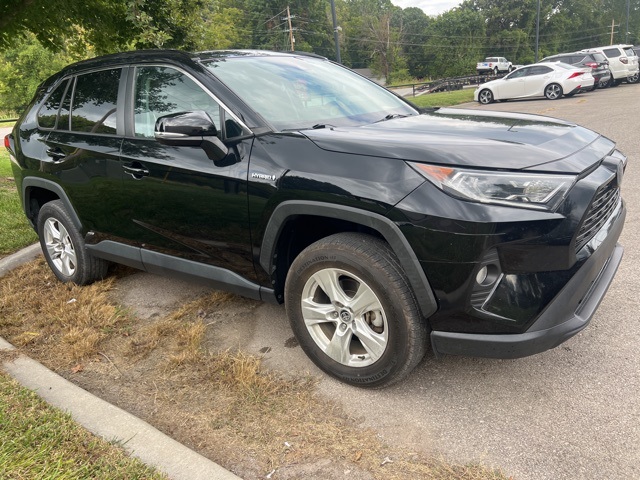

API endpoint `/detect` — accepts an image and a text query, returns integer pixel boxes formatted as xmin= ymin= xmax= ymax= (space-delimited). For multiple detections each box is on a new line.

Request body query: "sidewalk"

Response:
xmin=0 ymin=245 xmax=242 ymax=480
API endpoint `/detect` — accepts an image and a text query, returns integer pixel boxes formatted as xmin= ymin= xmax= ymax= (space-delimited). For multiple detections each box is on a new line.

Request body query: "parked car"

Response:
xmin=580 ymin=44 xmax=639 ymax=85
xmin=475 ymin=62 xmax=594 ymax=104
xmin=476 ymin=57 xmax=512 ymax=75
xmin=541 ymin=52 xmax=611 ymax=89
xmin=5 ymin=50 xmax=626 ymax=387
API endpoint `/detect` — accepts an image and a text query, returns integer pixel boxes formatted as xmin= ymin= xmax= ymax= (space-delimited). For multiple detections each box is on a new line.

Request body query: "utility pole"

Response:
xmin=535 ymin=0 xmax=540 ymax=62
xmin=330 ymin=0 xmax=341 ymax=63
xmin=610 ymin=18 xmax=619 ymax=45
xmin=286 ymin=6 xmax=295 ymax=51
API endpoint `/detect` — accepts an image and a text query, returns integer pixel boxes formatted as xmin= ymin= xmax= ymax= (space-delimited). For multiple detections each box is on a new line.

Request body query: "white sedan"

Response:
xmin=474 ymin=62 xmax=594 ymax=104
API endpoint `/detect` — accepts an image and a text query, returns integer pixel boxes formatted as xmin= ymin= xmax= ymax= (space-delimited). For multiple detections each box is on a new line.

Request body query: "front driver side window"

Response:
xmin=134 ymin=66 xmax=221 ymax=138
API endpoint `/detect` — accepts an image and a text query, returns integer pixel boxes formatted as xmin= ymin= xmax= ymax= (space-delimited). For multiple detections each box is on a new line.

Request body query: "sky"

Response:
xmin=391 ymin=0 xmax=462 ymax=17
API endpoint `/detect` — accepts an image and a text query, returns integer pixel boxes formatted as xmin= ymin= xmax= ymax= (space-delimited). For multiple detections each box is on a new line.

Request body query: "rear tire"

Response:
xmin=284 ymin=233 xmax=428 ymax=388
xmin=627 ymin=72 xmax=639 ymax=84
xmin=37 ymin=200 xmax=109 ymax=285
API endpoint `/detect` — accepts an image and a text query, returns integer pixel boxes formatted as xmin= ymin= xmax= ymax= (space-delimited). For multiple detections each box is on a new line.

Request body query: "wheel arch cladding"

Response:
xmin=260 ymin=201 xmax=438 ymax=319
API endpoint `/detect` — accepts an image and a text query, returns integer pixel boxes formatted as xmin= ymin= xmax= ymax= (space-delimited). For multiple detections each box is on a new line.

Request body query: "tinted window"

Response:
xmin=486 ymin=57 xmax=498 ymax=62
xmin=71 ymin=69 xmax=121 ymax=134
xmin=603 ymin=48 xmax=621 ymax=58
xmin=508 ymin=67 xmax=530 ymax=78
xmin=134 ymin=66 xmax=221 ymax=138
xmin=37 ymin=79 xmax=69 ymax=129
xmin=530 ymin=65 xmax=553 ymax=75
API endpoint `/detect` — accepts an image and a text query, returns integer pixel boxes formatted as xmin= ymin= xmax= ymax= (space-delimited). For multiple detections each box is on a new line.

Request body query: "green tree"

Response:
xmin=424 ymin=7 xmax=486 ymax=78
xmin=0 ymin=33 xmax=82 ymax=114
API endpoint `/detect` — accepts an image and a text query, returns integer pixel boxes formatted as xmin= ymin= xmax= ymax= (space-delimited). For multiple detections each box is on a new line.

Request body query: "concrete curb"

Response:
xmin=0 ymin=243 xmax=41 ymax=277
xmin=0 ymin=246 xmax=242 ymax=480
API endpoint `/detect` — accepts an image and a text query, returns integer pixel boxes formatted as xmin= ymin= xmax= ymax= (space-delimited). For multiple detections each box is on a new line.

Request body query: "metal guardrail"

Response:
xmin=390 ymin=72 xmax=508 ymax=96
xmin=0 ymin=118 xmax=18 ymax=124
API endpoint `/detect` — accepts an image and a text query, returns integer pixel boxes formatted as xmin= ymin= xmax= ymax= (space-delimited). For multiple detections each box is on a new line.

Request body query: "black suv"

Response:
xmin=541 ymin=52 xmax=611 ymax=89
xmin=5 ymin=50 xmax=626 ymax=387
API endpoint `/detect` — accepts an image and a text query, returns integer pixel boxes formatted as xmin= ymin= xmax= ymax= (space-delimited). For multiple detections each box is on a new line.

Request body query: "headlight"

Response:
xmin=409 ymin=163 xmax=575 ymax=211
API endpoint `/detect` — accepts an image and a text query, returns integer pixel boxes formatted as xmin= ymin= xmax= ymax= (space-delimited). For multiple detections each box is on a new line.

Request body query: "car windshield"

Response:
xmin=202 ymin=54 xmax=417 ymax=131
xmin=624 ymin=47 xmax=636 ymax=57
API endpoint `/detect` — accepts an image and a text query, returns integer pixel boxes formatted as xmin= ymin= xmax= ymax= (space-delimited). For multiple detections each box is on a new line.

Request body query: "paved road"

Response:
xmin=8 ymin=86 xmax=639 ymax=479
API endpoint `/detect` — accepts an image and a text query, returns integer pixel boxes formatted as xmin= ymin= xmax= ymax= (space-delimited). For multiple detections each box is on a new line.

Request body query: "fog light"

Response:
xmin=476 ymin=264 xmax=499 ymax=286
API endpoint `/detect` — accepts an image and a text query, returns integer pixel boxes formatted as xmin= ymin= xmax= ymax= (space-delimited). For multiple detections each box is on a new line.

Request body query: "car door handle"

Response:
xmin=46 ymin=148 xmax=66 ymax=162
xmin=123 ymin=162 xmax=150 ymax=179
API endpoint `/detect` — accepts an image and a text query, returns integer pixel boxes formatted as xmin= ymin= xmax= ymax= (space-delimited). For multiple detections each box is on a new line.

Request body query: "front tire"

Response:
xmin=37 ymin=200 xmax=109 ymax=285
xmin=478 ymin=89 xmax=494 ymax=104
xmin=284 ymin=233 xmax=428 ymax=388
xmin=544 ymin=83 xmax=563 ymax=100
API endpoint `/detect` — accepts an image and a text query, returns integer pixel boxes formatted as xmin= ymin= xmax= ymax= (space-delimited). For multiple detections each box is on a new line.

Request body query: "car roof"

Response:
xmin=39 ymin=49 xmax=323 ymax=90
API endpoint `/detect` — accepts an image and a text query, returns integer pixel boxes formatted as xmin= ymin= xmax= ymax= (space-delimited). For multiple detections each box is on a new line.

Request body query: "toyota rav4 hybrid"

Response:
xmin=5 ymin=50 xmax=626 ymax=387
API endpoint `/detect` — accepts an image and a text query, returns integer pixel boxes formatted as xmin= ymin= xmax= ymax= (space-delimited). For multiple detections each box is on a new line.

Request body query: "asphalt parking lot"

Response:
xmin=5 ymin=83 xmax=639 ymax=479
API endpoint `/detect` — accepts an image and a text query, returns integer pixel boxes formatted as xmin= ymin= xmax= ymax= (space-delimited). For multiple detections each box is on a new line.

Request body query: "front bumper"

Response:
xmin=430 ymin=204 xmax=625 ymax=358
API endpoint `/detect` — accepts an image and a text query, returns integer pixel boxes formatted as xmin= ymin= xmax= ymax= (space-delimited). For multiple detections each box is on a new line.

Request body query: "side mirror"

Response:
xmin=155 ymin=111 xmax=230 ymax=163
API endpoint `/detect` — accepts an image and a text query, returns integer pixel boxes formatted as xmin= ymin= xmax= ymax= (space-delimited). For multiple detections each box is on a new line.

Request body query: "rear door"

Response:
xmin=118 ymin=65 xmax=257 ymax=280
xmin=43 ymin=67 xmax=125 ymax=237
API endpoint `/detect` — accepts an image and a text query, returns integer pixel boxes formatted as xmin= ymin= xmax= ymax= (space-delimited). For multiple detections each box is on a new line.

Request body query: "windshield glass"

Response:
xmin=203 ymin=54 xmax=417 ymax=131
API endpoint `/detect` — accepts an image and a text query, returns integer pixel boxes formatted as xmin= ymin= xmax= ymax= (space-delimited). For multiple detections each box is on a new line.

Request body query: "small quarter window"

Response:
xmin=37 ymin=79 xmax=69 ymax=129
xmin=71 ymin=68 xmax=121 ymax=134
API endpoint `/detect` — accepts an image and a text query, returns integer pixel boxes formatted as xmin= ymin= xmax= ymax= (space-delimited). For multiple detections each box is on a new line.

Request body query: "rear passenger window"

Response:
xmin=71 ymin=69 xmax=121 ymax=135
xmin=37 ymin=79 xmax=70 ymax=129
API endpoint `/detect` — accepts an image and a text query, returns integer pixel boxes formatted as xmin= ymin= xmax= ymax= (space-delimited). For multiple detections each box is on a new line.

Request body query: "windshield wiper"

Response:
xmin=374 ymin=114 xmax=410 ymax=124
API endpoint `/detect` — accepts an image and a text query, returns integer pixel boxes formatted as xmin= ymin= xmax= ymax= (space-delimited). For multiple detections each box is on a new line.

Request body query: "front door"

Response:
xmin=119 ymin=65 xmax=255 ymax=280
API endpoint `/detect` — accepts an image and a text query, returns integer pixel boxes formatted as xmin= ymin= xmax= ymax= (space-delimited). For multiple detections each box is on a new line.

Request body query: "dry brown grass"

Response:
xmin=0 ymin=258 xmax=127 ymax=367
xmin=0 ymin=259 xmax=509 ymax=480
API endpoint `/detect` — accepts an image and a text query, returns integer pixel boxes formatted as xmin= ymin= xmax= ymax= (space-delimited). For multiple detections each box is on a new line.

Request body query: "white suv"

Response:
xmin=581 ymin=44 xmax=639 ymax=85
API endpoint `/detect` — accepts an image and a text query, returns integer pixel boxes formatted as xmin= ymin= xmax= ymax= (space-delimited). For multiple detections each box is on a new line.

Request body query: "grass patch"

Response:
xmin=0 ymin=148 xmax=38 ymax=256
xmin=0 ymin=371 xmax=166 ymax=479
xmin=409 ymin=89 xmax=475 ymax=108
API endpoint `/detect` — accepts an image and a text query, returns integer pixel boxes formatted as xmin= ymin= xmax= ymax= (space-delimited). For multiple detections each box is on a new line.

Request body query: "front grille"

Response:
xmin=575 ymin=179 xmax=620 ymax=253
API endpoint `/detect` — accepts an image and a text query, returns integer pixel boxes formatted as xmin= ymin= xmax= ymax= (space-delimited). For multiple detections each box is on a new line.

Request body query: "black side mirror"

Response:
xmin=155 ymin=111 xmax=230 ymax=163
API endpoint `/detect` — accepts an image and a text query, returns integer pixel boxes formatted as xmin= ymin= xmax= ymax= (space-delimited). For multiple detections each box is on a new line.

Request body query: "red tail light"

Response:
xmin=585 ymin=62 xmax=598 ymax=68
xmin=568 ymin=72 xmax=583 ymax=79
xmin=620 ymin=57 xmax=629 ymax=64
xmin=3 ymin=135 xmax=10 ymax=149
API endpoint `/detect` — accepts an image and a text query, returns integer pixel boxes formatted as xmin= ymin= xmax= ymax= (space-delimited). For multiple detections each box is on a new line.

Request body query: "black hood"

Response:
xmin=302 ymin=108 xmax=616 ymax=174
